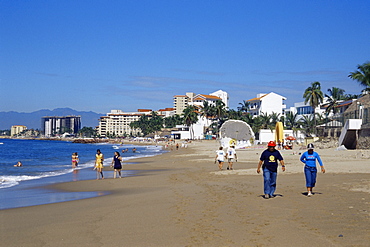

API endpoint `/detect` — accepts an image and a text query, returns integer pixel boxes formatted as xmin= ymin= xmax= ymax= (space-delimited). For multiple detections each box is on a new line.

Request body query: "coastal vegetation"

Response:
xmin=127 ymin=61 xmax=369 ymax=139
xmin=3 ymin=61 xmax=369 ymax=139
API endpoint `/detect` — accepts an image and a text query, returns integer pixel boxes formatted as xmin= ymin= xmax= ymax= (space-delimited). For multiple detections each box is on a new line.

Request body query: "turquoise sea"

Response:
xmin=0 ymin=139 xmax=165 ymax=210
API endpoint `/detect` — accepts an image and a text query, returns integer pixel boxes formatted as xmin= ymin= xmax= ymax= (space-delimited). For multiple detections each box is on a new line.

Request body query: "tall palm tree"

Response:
xmin=348 ymin=61 xmax=370 ymax=88
xmin=201 ymin=101 xmax=215 ymax=119
xmin=214 ymin=100 xmax=227 ymax=121
xmin=303 ymin=81 xmax=324 ymax=133
xmin=182 ymin=105 xmax=198 ymax=139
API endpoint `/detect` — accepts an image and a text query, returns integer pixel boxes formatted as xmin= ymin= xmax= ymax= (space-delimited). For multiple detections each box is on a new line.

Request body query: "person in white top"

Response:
xmin=215 ymin=147 xmax=226 ymax=170
xmin=226 ymin=145 xmax=237 ymax=170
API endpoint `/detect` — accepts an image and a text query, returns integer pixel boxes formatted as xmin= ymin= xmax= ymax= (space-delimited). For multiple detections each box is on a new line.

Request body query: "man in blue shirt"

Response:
xmin=300 ymin=143 xmax=325 ymax=196
xmin=257 ymin=141 xmax=285 ymax=199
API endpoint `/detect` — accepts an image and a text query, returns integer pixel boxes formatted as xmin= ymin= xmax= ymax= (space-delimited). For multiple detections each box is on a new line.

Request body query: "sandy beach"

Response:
xmin=1 ymin=140 xmax=369 ymax=247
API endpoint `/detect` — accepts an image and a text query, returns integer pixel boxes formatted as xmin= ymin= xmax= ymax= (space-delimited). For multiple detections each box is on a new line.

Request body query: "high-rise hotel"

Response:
xmin=42 ymin=115 xmax=81 ymax=137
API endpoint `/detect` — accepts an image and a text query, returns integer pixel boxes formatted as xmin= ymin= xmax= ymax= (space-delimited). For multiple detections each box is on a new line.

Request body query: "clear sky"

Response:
xmin=1 ymin=0 xmax=369 ymax=114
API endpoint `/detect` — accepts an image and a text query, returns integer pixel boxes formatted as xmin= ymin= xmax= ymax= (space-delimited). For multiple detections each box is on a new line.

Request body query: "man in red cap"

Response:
xmin=257 ymin=141 xmax=285 ymax=199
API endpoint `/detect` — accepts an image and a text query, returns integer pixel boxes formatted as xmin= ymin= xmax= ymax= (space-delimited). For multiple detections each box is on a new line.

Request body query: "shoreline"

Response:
xmin=1 ymin=140 xmax=369 ymax=246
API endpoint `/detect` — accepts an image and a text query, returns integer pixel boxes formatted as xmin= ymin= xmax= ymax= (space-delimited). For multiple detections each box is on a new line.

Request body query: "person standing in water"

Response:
xmin=300 ymin=143 xmax=325 ymax=197
xmin=111 ymin=151 xmax=123 ymax=178
xmin=94 ymin=149 xmax=104 ymax=179
xmin=71 ymin=152 xmax=79 ymax=169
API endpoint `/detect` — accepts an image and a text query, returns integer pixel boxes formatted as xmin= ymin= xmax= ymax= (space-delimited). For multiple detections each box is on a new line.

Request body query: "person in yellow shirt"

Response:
xmin=94 ymin=149 xmax=104 ymax=179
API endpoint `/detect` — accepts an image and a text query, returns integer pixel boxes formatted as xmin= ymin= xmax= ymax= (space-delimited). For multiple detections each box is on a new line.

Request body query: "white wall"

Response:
xmin=210 ymin=90 xmax=229 ymax=108
xmin=260 ymin=93 xmax=286 ymax=116
xmin=258 ymin=129 xmax=305 ymax=144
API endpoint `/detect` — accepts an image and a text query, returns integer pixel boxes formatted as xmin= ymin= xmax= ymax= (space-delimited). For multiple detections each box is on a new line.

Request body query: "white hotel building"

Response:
xmin=247 ymin=92 xmax=287 ymax=116
xmin=97 ymin=108 xmax=175 ymax=137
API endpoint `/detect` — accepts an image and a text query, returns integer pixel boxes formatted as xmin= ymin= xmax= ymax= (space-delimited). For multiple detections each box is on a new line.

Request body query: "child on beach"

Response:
xmin=226 ymin=145 xmax=237 ymax=170
xmin=111 ymin=151 xmax=123 ymax=178
xmin=300 ymin=143 xmax=325 ymax=197
xmin=215 ymin=147 xmax=226 ymax=170
xmin=94 ymin=149 xmax=104 ymax=179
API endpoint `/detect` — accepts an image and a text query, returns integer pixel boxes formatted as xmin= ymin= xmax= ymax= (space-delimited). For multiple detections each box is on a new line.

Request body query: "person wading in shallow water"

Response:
xmin=94 ymin=149 xmax=104 ymax=179
xmin=71 ymin=152 xmax=79 ymax=169
xmin=111 ymin=151 xmax=123 ymax=179
xmin=257 ymin=141 xmax=285 ymax=199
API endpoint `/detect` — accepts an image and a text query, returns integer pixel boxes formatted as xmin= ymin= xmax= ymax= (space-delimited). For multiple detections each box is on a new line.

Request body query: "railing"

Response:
xmin=333 ymin=107 xmax=369 ymax=127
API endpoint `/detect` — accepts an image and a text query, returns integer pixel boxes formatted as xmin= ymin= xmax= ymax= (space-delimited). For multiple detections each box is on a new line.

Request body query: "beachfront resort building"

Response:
xmin=11 ymin=125 xmax=27 ymax=136
xmin=97 ymin=110 xmax=148 ymax=137
xmin=42 ymin=116 xmax=81 ymax=137
xmin=174 ymin=90 xmax=229 ymax=115
xmin=97 ymin=108 xmax=176 ymax=137
xmin=247 ymin=92 xmax=287 ymax=117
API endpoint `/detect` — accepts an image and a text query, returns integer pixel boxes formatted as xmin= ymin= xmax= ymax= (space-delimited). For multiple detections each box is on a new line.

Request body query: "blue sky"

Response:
xmin=1 ymin=0 xmax=369 ymax=114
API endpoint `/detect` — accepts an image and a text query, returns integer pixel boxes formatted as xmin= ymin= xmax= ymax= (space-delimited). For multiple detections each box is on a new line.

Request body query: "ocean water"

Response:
xmin=0 ymin=139 xmax=165 ymax=210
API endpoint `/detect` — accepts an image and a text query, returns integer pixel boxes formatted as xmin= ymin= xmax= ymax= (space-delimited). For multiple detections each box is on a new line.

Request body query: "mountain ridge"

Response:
xmin=0 ymin=108 xmax=103 ymax=129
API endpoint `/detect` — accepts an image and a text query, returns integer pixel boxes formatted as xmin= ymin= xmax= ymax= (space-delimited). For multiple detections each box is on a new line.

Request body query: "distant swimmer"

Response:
xmin=14 ymin=161 xmax=23 ymax=167
xmin=132 ymin=147 xmax=137 ymax=153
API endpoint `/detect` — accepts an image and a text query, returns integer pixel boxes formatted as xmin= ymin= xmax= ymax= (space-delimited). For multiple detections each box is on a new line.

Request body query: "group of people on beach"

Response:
xmin=93 ymin=149 xmax=124 ymax=180
xmin=70 ymin=149 xmax=126 ymax=180
xmin=215 ymin=145 xmax=237 ymax=170
xmin=216 ymin=141 xmax=325 ymax=199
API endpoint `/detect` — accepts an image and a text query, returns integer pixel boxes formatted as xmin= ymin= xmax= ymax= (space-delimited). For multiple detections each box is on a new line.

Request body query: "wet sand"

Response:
xmin=0 ymin=140 xmax=369 ymax=246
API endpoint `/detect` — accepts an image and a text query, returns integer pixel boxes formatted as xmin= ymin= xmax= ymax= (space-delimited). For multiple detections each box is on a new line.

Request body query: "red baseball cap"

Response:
xmin=268 ymin=141 xmax=276 ymax=147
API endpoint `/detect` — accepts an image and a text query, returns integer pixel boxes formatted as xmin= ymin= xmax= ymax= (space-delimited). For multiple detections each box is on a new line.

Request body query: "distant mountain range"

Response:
xmin=0 ymin=108 xmax=103 ymax=130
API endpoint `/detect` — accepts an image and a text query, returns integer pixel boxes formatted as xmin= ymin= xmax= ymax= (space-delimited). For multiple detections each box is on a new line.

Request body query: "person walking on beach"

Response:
xmin=215 ymin=147 xmax=226 ymax=170
xmin=111 ymin=151 xmax=123 ymax=178
xmin=257 ymin=141 xmax=285 ymax=199
xmin=94 ymin=149 xmax=104 ymax=179
xmin=226 ymin=145 xmax=237 ymax=170
xmin=300 ymin=143 xmax=325 ymax=197
xmin=71 ymin=152 xmax=79 ymax=169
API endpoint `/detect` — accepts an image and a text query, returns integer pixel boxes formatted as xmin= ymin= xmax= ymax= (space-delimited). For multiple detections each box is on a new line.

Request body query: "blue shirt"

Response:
xmin=260 ymin=149 xmax=284 ymax=172
xmin=300 ymin=151 xmax=323 ymax=167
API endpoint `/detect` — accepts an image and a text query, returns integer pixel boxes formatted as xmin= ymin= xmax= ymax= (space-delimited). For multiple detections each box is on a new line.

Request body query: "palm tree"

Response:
xmin=325 ymin=87 xmax=345 ymax=116
xmin=298 ymin=115 xmax=315 ymax=137
xmin=237 ymin=100 xmax=250 ymax=114
xmin=348 ymin=62 xmax=370 ymax=88
xmin=182 ymin=105 xmax=198 ymax=139
xmin=270 ymin=112 xmax=281 ymax=128
xmin=303 ymin=81 xmax=324 ymax=134
xmin=285 ymin=112 xmax=299 ymax=130
xmin=200 ymin=101 xmax=215 ymax=119
xmin=214 ymin=100 xmax=227 ymax=121
xmin=259 ymin=112 xmax=272 ymax=130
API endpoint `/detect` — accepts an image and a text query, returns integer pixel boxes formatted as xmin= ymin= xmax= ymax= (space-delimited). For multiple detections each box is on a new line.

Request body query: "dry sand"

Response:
xmin=0 ymin=140 xmax=369 ymax=247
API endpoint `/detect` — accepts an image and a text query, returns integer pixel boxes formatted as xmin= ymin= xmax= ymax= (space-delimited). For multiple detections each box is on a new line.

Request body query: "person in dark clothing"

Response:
xmin=111 ymin=151 xmax=122 ymax=178
xmin=257 ymin=141 xmax=285 ymax=199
